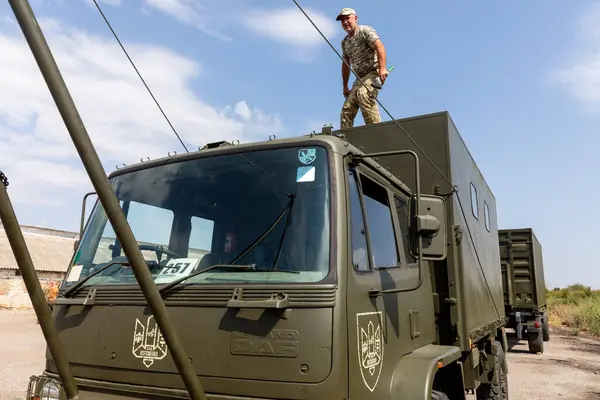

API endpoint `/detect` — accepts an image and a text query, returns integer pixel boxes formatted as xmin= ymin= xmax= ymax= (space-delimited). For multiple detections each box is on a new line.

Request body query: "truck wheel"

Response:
xmin=542 ymin=314 xmax=550 ymax=342
xmin=527 ymin=331 xmax=543 ymax=354
xmin=432 ymin=390 xmax=450 ymax=400
xmin=476 ymin=342 xmax=508 ymax=400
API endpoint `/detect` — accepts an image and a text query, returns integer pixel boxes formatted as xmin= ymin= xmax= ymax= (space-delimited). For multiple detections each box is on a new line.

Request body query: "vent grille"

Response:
xmin=62 ymin=285 xmax=337 ymax=307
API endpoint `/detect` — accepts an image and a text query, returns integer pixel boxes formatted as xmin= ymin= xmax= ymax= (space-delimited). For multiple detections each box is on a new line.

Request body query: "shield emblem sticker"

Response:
xmin=298 ymin=148 xmax=317 ymax=165
xmin=356 ymin=311 xmax=384 ymax=392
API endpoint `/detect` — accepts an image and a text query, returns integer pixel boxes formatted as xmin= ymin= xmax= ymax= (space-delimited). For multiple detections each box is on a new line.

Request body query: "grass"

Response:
xmin=546 ymin=284 xmax=600 ymax=338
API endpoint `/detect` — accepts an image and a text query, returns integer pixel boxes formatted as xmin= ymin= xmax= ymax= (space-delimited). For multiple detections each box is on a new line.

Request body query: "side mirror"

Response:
xmin=73 ymin=239 xmax=80 ymax=252
xmin=412 ymin=194 xmax=447 ymax=260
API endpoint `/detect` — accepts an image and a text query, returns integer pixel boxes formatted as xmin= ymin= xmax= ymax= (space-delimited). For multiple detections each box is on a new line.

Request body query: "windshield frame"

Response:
xmin=64 ymin=138 xmax=339 ymax=292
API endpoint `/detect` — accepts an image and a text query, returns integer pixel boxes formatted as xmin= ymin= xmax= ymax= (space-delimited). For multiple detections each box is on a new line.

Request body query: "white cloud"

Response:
xmin=141 ymin=0 xmax=232 ymax=41
xmin=139 ymin=2 xmax=340 ymax=62
xmin=552 ymin=3 xmax=600 ymax=106
xmin=82 ymin=0 xmax=121 ymax=8
xmin=242 ymin=6 xmax=340 ymax=61
xmin=233 ymin=101 xmax=252 ymax=121
xmin=0 ymin=16 xmax=284 ymax=222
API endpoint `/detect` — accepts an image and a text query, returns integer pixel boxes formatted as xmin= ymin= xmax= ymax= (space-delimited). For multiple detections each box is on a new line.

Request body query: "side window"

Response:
xmin=189 ymin=216 xmax=215 ymax=258
xmin=483 ymin=201 xmax=491 ymax=232
xmin=360 ymin=174 xmax=399 ymax=269
xmin=394 ymin=195 xmax=418 ymax=267
xmin=470 ymin=182 xmax=479 ymax=220
xmin=348 ymin=169 xmax=369 ymax=271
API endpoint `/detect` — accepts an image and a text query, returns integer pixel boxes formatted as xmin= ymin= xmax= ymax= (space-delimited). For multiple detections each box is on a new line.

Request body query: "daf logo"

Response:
xmin=132 ymin=315 xmax=168 ymax=368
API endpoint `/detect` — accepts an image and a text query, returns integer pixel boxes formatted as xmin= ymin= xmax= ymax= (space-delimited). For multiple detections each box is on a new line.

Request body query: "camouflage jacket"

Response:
xmin=341 ymin=25 xmax=381 ymax=78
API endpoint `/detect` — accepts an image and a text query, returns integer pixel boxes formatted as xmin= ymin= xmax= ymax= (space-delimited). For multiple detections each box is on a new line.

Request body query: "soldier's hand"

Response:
xmin=343 ymin=86 xmax=350 ymax=98
xmin=379 ymin=67 xmax=389 ymax=84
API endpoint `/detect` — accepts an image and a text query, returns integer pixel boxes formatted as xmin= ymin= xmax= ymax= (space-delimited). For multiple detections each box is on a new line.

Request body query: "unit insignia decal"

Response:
xmin=132 ymin=315 xmax=168 ymax=368
xmin=356 ymin=311 xmax=384 ymax=392
xmin=298 ymin=148 xmax=316 ymax=165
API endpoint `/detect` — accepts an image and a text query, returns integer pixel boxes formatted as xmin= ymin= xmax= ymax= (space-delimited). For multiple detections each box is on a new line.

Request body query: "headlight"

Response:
xmin=26 ymin=375 xmax=65 ymax=400
xmin=41 ymin=380 xmax=60 ymax=400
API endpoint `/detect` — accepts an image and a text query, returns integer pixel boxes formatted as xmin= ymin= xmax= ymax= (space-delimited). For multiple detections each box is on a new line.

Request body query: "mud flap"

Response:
xmin=515 ymin=312 xmax=522 ymax=341
xmin=500 ymin=328 xmax=509 ymax=375
xmin=390 ymin=344 xmax=462 ymax=400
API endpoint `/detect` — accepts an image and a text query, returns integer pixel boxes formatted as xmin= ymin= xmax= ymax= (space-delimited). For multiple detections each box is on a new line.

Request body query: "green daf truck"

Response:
xmin=3 ymin=0 xmax=513 ymax=399
xmin=498 ymin=228 xmax=549 ymax=354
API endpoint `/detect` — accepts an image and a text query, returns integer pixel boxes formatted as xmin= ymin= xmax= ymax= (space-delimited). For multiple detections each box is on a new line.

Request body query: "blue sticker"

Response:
xmin=298 ymin=148 xmax=316 ymax=165
xmin=297 ymin=166 xmax=316 ymax=183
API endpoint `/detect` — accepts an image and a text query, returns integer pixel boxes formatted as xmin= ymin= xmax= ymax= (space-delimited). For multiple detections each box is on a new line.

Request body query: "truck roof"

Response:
xmin=106 ymin=129 xmax=414 ymax=195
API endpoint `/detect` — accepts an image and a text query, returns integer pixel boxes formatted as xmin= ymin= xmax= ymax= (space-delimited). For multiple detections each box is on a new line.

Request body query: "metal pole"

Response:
xmin=6 ymin=1 xmax=207 ymax=399
xmin=0 ymin=172 xmax=80 ymax=400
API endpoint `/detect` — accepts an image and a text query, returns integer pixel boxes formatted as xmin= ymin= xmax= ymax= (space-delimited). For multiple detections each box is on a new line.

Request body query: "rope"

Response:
xmin=91 ymin=0 xmax=189 ymax=153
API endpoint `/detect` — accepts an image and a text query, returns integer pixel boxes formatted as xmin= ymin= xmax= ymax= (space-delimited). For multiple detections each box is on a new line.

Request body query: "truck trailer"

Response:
xmin=498 ymin=228 xmax=549 ymax=354
xmin=3 ymin=0 xmax=512 ymax=399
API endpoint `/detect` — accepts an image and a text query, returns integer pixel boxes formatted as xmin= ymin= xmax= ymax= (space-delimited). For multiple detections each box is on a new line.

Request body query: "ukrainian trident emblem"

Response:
xmin=356 ymin=311 xmax=384 ymax=392
xmin=132 ymin=315 xmax=168 ymax=368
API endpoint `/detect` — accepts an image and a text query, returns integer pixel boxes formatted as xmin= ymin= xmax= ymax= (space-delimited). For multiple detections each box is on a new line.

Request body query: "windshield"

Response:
xmin=63 ymin=145 xmax=331 ymax=289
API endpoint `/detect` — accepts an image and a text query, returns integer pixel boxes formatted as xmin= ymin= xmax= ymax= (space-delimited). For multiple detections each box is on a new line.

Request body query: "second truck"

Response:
xmin=499 ymin=228 xmax=549 ymax=354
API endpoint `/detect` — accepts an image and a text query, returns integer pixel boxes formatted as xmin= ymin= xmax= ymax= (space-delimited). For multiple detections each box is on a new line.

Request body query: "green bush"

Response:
xmin=546 ymin=284 xmax=600 ymax=337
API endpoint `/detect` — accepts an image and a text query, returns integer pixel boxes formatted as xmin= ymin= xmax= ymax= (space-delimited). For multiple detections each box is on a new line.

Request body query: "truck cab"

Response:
xmin=32 ymin=129 xmax=465 ymax=399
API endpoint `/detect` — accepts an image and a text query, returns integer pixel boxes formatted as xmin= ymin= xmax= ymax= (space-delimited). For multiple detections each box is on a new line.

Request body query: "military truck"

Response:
xmin=498 ymin=228 xmax=549 ymax=354
xmin=4 ymin=0 xmax=511 ymax=399
xmin=25 ymin=115 xmax=511 ymax=400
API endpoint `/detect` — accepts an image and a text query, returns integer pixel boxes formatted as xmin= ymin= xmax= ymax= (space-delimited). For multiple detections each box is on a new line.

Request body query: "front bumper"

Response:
xmin=27 ymin=373 xmax=280 ymax=400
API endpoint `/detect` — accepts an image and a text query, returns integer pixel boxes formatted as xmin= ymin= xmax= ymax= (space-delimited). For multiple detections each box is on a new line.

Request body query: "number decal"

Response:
xmin=155 ymin=258 xmax=200 ymax=284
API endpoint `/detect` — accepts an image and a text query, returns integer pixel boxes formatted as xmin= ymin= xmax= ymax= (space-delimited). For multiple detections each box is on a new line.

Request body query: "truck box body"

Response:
xmin=342 ymin=111 xmax=505 ymax=350
xmin=498 ymin=228 xmax=546 ymax=310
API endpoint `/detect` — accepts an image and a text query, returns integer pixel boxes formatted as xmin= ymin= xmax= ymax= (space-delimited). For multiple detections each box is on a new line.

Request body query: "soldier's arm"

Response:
xmin=363 ymin=26 xmax=388 ymax=76
xmin=341 ymin=42 xmax=351 ymax=89
xmin=342 ymin=56 xmax=351 ymax=88
xmin=373 ymin=39 xmax=387 ymax=74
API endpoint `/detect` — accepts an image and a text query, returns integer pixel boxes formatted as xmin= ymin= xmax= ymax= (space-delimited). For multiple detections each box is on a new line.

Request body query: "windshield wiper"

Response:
xmin=228 ymin=194 xmax=295 ymax=266
xmin=159 ymin=195 xmax=296 ymax=295
xmin=62 ymin=260 xmax=130 ymax=298
xmin=158 ymin=263 xmax=300 ymax=294
xmin=159 ymin=264 xmax=257 ymax=294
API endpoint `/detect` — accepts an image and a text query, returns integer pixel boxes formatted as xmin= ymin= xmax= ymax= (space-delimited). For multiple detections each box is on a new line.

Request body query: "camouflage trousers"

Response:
xmin=340 ymin=70 xmax=381 ymax=129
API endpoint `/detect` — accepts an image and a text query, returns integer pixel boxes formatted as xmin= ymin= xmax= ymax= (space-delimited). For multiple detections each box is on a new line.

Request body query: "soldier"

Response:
xmin=337 ymin=7 xmax=388 ymax=129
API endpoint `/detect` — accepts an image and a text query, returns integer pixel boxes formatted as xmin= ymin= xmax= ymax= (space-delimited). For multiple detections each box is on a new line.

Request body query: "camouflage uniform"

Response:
xmin=340 ymin=25 xmax=382 ymax=129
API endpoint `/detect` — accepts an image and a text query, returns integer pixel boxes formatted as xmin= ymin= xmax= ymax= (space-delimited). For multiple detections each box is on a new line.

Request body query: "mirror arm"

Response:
xmin=79 ymin=192 xmax=96 ymax=238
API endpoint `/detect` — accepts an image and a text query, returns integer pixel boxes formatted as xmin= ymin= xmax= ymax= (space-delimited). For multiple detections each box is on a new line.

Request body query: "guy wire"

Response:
xmin=292 ymin=0 xmax=502 ymax=319
xmin=92 ymin=0 xmax=189 ymax=153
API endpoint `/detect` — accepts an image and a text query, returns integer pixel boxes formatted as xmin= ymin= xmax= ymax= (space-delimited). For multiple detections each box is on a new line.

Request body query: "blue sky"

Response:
xmin=0 ymin=0 xmax=598 ymax=288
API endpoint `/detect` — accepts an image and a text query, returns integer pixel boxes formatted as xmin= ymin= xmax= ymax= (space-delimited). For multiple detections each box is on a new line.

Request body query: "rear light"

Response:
xmin=534 ymin=321 xmax=541 ymax=328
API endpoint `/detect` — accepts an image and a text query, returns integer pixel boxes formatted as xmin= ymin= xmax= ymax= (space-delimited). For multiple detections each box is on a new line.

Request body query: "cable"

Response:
xmin=292 ymin=0 xmax=502 ymax=319
xmin=456 ymin=193 xmax=502 ymax=319
xmin=91 ymin=0 xmax=189 ymax=153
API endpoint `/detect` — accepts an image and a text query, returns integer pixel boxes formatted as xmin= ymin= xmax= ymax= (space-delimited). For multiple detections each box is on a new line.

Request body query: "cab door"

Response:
xmin=345 ymin=164 xmax=433 ymax=398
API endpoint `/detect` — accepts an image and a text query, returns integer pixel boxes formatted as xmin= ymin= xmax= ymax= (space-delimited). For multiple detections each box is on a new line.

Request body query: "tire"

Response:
xmin=476 ymin=342 xmax=509 ymax=400
xmin=432 ymin=390 xmax=450 ymax=400
xmin=542 ymin=314 xmax=550 ymax=342
xmin=527 ymin=330 xmax=544 ymax=354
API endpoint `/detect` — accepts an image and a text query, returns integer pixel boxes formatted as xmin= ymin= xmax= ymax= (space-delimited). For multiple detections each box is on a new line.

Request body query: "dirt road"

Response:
xmin=503 ymin=326 xmax=600 ymax=400
xmin=1 ymin=309 xmax=599 ymax=399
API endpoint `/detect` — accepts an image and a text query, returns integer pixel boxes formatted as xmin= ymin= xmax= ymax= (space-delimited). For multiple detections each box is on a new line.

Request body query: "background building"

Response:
xmin=0 ymin=224 xmax=77 ymax=309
